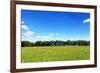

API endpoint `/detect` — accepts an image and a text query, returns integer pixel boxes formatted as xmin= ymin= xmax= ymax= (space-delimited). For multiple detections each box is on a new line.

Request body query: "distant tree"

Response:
xmin=21 ymin=40 xmax=90 ymax=47
xmin=21 ymin=41 xmax=30 ymax=47
xmin=35 ymin=41 xmax=42 ymax=46
xmin=29 ymin=42 xmax=35 ymax=46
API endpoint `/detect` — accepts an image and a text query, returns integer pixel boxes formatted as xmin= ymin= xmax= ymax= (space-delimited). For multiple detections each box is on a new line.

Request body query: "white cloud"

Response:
xmin=21 ymin=21 xmax=24 ymax=24
xmin=63 ymin=35 xmax=66 ymax=37
xmin=36 ymin=35 xmax=52 ymax=39
xmin=22 ymin=31 xmax=35 ymax=41
xmin=49 ymin=33 xmax=54 ymax=36
xmin=22 ymin=31 xmax=53 ymax=42
xmin=35 ymin=33 xmax=60 ymax=41
xmin=25 ymin=31 xmax=35 ymax=36
xmin=42 ymin=36 xmax=52 ymax=39
xmin=22 ymin=32 xmax=70 ymax=42
xmin=83 ymin=18 xmax=90 ymax=24
xmin=55 ymin=33 xmax=59 ymax=36
xmin=22 ymin=25 xmax=29 ymax=30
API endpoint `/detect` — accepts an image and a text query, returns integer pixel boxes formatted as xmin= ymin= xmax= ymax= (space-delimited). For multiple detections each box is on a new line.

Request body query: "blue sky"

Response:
xmin=21 ymin=9 xmax=90 ymax=42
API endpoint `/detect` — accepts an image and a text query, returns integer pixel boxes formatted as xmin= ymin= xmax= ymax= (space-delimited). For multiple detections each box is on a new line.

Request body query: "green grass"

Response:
xmin=21 ymin=46 xmax=90 ymax=63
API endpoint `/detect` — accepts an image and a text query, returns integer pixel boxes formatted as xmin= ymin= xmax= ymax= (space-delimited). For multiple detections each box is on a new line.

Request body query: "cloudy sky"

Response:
xmin=21 ymin=10 xmax=90 ymax=42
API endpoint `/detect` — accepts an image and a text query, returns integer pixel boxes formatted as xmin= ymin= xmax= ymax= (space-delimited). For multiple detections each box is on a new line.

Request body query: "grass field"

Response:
xmin=21 ymin=46 xmax=90 ymax=63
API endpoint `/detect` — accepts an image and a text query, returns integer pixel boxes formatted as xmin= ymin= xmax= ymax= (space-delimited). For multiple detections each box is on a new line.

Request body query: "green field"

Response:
xmin=22 ymin=46 xmax=90 ymax=63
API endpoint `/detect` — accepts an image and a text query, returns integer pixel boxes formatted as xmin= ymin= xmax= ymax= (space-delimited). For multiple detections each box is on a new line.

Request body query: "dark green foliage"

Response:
xmin=21 ymin=41 xmax=35 ymax=47
xmin=21 ymin=40 xmax=90 ymax=47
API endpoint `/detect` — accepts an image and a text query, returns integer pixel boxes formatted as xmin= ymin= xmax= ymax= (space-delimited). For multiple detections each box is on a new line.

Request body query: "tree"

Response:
xmin=21 ymin=40 xmax=90 ymax=47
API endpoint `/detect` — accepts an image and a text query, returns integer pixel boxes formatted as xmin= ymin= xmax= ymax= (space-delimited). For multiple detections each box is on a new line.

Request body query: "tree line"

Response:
xmin=21 ymin=40 xmax=90 ymax=47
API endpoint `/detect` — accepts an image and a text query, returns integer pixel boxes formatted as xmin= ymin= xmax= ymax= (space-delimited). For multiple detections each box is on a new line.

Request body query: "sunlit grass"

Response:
xmin=22 ymin=46 xmax=90 ymax=63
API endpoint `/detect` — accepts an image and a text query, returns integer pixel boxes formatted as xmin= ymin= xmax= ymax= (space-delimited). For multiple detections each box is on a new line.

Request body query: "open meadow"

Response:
xmin=21 ymin=46 xmax=90 ymax=63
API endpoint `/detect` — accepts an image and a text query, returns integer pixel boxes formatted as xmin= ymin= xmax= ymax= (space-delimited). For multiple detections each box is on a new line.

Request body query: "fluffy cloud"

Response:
xmin=25 ymin=31 xmax=35 ymax=36
xmin=36 ymin=35 xmax=52 ymax=39
xmin=22 ymin=32 xmax=65 ymax=42
xmin=22 ymin=25 xmax=29 ymax=30
xmin=36 ymin=35 xmax=52 ymax=41
xmin=21 ymin=21 xmax=24 ymax=24
xmin=83 ymin=18 xmax=90 ymax=24
xmin=22 ymin=31 xmax=35 ymax=41
xmin=49 ymin=33 xmax=54 ymax=36
xmin=22 ymin=31 xmax=35 ymax=37
xmin=21 ymin=21 xmax=29 ymax=30
xmin=55 ymin=33 xmax=59 ymax=36
xmin=49 ymin=33 xmax=59 ymax=36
